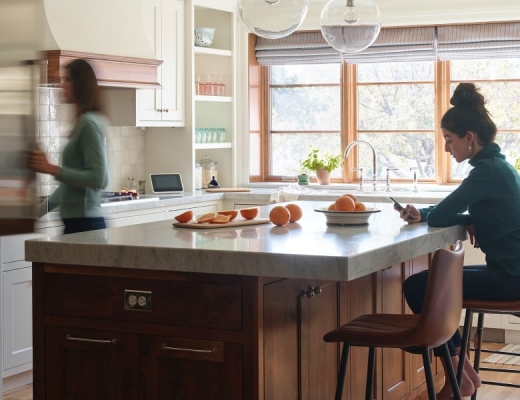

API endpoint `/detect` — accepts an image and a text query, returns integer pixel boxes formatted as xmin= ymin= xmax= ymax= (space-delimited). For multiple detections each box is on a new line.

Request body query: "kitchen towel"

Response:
xmin=269 ymin=185 xmax=311 ymax=204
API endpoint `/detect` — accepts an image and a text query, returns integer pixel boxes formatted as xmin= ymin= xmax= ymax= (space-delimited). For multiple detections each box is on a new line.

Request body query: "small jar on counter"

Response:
xmin=198 ymin=155 xmax=218 ymax=189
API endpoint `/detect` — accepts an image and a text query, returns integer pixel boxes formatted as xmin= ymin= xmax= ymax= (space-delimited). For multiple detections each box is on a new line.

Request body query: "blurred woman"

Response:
xmin=395 ymin=82 xmax=520 ymax=399
xmin=28 ymin=59 xmax=108 ymax=234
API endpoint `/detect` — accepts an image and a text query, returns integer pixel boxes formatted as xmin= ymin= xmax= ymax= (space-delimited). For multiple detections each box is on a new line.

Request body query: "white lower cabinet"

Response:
xmin=2 ymin=263 xmax=32 ymax=377
xmin=165 ymin=203 xmax=218 ymax=220
xmin=106 ymin=210 xmax=167 ymax=228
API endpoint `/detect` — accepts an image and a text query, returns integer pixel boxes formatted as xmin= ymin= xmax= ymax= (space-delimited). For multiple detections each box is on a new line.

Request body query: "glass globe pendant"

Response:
xmin=320 ymin=0 xmax=381 ymax=54
xmin=237 ymin=0 xmax=309 ymax=39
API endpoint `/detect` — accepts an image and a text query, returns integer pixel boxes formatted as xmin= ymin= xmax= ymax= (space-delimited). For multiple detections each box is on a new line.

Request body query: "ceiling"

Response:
xmin=302 ymin=0 xmax=520 ymax=29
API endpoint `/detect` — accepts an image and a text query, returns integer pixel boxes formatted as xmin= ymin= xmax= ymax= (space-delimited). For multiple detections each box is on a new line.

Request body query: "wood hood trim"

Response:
xmin=44 ymin=50 xmax=162 ymax=89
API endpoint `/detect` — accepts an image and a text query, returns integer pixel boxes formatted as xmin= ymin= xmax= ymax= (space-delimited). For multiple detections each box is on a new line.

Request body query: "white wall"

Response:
xmin=302 ymin=0 xmax=520 ymax=29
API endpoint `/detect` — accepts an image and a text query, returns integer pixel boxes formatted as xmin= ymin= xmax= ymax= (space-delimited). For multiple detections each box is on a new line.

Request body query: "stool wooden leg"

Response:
xmin=335 ymin=343 xmax=350 ymax=400
xmin=458 ymin=310 xmax=473 ymax=386
xmin=471 ymin=313 xmax=485 ymax=400
xmin=440 ymin=343 xmax=462 ymax=400
xmin=365 ymin=347 xmax=375 ymax=400
xmin=421 ymin=348 xmax=436 ymax=400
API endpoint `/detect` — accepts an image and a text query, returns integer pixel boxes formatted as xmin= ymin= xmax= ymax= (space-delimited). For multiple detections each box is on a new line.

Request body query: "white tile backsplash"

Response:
xmin=36 ymin=87 xmax=146 ymax=196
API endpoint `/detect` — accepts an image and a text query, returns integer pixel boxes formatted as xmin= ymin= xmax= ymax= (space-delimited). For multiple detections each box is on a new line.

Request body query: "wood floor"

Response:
xmin=3 ymin=343 xmax=520 ymax=399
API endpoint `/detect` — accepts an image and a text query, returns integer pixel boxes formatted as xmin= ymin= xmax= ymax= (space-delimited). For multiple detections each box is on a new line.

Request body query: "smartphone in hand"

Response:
xmin=389 ymin=197 xmax=414 ymax=220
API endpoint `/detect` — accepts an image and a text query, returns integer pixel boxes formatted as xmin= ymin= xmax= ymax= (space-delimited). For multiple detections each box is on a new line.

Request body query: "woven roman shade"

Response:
xmin=437 ymin=22 xmax=520 ymax=60
xmin=255 ymin=27 xmax=436 ymax=65
xmin=255 ymin=31 xmax=342 ymax=65
xmin=255 ymin=22 xmax=520 ymax=65
xmin=343 ymin=27 xmax=437 ymax=64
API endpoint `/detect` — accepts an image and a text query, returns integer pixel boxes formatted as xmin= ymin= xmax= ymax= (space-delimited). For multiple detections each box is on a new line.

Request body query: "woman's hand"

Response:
xmin=27 ymin=150 xmax=60 ymax=176
xmin=394 ymin=204 xmax=421 ymax=224
xmin=466 ymin=223 xmax=479 ymax=248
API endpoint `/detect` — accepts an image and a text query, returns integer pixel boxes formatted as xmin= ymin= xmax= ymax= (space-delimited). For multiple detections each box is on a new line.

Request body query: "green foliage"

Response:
xmin=300 ymin=146 xmax=342 ymax=173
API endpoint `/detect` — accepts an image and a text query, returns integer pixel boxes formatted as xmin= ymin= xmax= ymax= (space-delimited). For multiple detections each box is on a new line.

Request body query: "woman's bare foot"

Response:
xmin=437 ymin=354 xmax=477 ymax=399
xmin=436 ymin=371 xmax=475 ymax=399
xmin=462 ymin=356 xmax=481 ymax=390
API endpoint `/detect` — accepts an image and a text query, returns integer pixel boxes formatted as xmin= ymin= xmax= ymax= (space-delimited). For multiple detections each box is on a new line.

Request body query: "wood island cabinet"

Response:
xmin=262 ymin=278 xmax=340 ymax=400
xmin=33 ymin=255 xmax=444 ymax=399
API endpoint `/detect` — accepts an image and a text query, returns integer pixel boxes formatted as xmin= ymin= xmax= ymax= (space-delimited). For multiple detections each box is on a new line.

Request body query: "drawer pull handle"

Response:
xmin=161 ymin=343 xmax=217 ymax=354
xmin=66 ymin=334 xmax=117 ymax=345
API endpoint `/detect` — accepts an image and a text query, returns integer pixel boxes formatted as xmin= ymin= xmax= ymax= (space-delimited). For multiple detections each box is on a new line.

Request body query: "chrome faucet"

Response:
xmin=344 ymin=140 xmax=378 ymax=191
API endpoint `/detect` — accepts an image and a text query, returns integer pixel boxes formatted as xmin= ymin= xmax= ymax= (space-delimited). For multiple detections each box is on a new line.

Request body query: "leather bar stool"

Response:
xmin=457 ymin=299 xmax=520 ymax=399
xmin=323 ymin=241 xmax=464 ymax=400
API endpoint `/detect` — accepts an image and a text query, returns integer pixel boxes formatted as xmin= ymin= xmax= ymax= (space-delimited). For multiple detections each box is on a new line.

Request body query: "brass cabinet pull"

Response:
xmin=66 ymin=334 xmax=117 ymax=345
xmin=161 ymin=343 xmax=217 ymax=354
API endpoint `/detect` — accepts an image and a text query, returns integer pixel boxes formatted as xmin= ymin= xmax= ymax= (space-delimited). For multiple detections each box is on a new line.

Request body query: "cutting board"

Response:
xmin=205 ymin=188 xmax=251 ymax=193
xmin=173 ymin=218 xmax=270 ymax=229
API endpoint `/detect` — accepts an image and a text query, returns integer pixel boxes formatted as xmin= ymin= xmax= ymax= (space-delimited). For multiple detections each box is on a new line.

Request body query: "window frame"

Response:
xmin=250 ymin=54 xmax=518 ymax=185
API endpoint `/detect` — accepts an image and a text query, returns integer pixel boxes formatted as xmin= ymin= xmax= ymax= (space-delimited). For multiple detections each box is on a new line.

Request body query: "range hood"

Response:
xmin=41 ymin=0 xmax=161 ymax=88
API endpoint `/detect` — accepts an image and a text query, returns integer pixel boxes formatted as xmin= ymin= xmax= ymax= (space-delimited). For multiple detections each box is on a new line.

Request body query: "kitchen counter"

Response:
xmin=29 ymin=200 xmax=463 ymax=399
xmin=26 ymin=201 xmax=464 ymax=281
xmin=35 ymin=186 xmax=451 ymax=226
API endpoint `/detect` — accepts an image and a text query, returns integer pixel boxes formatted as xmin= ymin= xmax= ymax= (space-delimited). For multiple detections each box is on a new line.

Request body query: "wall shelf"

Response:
xmin=194 ymin=47 xmax=232 ymax=57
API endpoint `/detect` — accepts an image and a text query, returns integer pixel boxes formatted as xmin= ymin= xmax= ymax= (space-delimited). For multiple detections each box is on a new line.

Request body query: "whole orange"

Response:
xmin=342 ymin=193 xmax=358 ymax=202
xmin=269 ymin=205 xmax=291 ymax=226
xmin=335 ymin=196 xmax=356 ymax=211
xmin=328 ymin=203 xmax=336 ymax=211
xmin=240 ymin=208 xmax=259 ymax=220
xmin=354 ymin=202 xmax=367 ymax=211
xmin=285 ymin=203 xmax=303 ymax=222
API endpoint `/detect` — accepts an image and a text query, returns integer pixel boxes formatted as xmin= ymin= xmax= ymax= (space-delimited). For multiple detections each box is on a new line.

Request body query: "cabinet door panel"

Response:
xmin=301 ymin=280 xmax=339 ymax=400
xmin=45 ymin=326 xmax=139 ymax=400
xmin=263 ymin=279 xmax=301 ymax=400
xmin=263 ymin=278 xmax=339 ymax=400
xmin=137 ymin=0 xmax=163 ymax=122
xmin=2 ymin=266 xmax=32 ymax=375
xmin=140 ymin=335 xmax=242 ymax=400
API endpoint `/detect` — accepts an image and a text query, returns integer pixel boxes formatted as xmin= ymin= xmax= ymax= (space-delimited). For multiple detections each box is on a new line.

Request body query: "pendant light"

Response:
xmin=237 ymin=0 xmax=309 ymax=39
xmin=320 ymin=0 xmax=381 ymax=54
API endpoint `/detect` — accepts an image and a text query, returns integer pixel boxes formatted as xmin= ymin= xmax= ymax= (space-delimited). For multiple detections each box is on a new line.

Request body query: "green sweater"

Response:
xmin=47 ymin=112 xmax=108 ymax=219
xmin=419 ymin=143 xmax=520 ymax=277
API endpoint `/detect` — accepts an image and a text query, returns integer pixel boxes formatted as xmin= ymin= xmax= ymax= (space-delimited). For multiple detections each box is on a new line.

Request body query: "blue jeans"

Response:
xmin=403 ymin=265 xmax=520 ymax=356
xmin=63 ymin=217 xmax=106 ymax=234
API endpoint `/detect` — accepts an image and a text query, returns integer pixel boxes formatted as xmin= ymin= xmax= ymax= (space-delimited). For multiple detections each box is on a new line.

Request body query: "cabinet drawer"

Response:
xmin=44 ymin=273 xmax=243 ymax=331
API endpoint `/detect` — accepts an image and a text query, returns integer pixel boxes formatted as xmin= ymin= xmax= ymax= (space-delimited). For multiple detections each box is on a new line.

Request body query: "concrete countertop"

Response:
xmin=26 ymin=201 xmax=465 ymax=282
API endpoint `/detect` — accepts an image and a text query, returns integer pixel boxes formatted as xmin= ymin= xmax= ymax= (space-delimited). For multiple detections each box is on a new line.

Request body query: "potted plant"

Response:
xmin=300 ymin=146 xmax=342 ymax=185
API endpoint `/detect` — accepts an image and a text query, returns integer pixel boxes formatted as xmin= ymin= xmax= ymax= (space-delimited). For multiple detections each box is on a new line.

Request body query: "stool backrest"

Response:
xmin=412 ymin=240 xmax=465 ymax=348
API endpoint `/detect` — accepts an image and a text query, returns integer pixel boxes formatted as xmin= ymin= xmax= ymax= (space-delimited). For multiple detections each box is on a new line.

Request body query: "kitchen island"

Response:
xmin=26 ymin=201 xmax=465 ymax=400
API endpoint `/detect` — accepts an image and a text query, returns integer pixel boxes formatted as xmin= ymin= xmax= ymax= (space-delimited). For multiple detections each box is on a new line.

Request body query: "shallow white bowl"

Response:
xmin=194 ymin=27 xmax=216 ymax=47
xmin=314 ymin=207 xmax=381 ymax=226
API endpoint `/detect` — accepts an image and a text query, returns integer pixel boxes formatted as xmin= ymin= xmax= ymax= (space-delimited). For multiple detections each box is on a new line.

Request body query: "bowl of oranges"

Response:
xmin=315 ymin=194 xmax=380 ymax=226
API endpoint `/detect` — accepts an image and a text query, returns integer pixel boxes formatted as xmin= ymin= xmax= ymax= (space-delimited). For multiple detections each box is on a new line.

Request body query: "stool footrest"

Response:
xmin=480 ymin=367 xmax=520 ymax=374
xmin=470 ymin=347 xmax=520 ymax=357
xmin=481 ymin=380 xmax=520 ymax=388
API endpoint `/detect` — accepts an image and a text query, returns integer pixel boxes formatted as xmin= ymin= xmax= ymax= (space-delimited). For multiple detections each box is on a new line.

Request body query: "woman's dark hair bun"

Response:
xmin=450 ymin=82 xmax=485 ymax=109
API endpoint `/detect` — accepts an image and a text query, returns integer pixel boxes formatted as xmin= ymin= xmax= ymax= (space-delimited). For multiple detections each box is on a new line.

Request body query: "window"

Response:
xmin=269 ymin=64 xmax=341 ymax=178
xmin=450 ymin=58 xmax=520 ymax=180
xmin=357 ymin=62 xmax=435 ymax=182
xmin=252 ymin=24 xmax=520 ymax=185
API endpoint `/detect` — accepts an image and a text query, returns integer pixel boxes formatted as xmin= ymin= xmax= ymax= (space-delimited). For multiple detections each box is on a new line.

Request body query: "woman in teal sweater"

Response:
xmin=28 ymin=59 xmax=108 ymax=234
xmin=396 ymin=83 xmax=520 ymax=399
